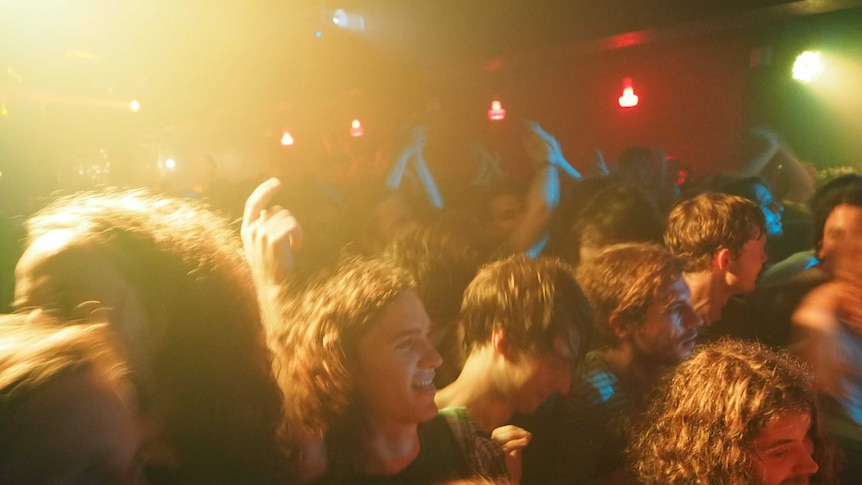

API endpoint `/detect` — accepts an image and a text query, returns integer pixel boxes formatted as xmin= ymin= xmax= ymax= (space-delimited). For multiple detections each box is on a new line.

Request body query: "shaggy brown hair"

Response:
xmin=630 ymin=339 xmax=836 ymax=485
xmin=575 ymin=243 xmax=684 ymax=348
xmin=664 ymin=193 xmax=765 ymax=273
xmin=18 ymin=190 xmax=287 ymax=482
xmin=460 ymin=255 xmax=593 ymax=360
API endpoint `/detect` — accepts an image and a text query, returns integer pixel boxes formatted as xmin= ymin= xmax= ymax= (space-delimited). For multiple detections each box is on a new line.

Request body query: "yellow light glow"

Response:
xmin=793 ymin=51 xmax=823 ymax=83
xmin=129 ymin=100 xmax=141 ymax=112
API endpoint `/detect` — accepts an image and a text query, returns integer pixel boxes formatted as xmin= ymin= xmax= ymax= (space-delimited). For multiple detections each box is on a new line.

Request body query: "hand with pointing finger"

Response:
xmin=241 ymin=178 xmax=304 ymax=291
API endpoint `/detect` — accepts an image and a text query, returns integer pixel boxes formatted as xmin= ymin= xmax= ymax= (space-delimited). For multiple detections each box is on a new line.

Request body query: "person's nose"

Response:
xmin=682 ymin=304 xmax=704 ymax=329
xmin=792 ymin=447 xmax=819 ymax=476
xmin=420 ymin=338 xmax=443 ymax=370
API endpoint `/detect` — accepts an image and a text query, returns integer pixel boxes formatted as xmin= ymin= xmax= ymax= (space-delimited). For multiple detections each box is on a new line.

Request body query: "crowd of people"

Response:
xmin=1 ymin=121 xmax=859 ymax=484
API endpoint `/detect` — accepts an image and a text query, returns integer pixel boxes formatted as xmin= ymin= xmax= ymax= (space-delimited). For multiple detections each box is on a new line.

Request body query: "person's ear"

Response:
xmin=608 ymin=312 xmax=633 ymax=341
xmin=492 ymin=328 xmax=512 ymax=357
xmin=714 ymin=248 xmax=732 ymax=271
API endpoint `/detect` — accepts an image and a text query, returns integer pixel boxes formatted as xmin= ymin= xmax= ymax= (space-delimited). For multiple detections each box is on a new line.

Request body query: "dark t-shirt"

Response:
xmin=704 ymin=267 xmax=828 ymax=348
xmin=324 ymin=414 xmax=473 ymax=485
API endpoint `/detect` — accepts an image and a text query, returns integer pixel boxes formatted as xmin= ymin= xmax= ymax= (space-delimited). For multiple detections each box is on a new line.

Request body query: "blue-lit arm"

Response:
xmin=508 ymin=163 xmax=560 ymax=256
xmin=525 ymin=121 xmax=582 ymax=180
xmin=412 ymin=149 xmax=444 ymax=210
xmin=384 ymin=142 xmax=418 ymax=191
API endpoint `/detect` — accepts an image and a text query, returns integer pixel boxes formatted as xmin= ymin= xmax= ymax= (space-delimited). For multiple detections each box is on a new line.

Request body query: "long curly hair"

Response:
xmin=275 ymin=256 xmax=415 ymax=436
xmin=19 ymin=190 xmax=287 ymax=483
xmin=630 ymin=339 xmax=836 ymax=485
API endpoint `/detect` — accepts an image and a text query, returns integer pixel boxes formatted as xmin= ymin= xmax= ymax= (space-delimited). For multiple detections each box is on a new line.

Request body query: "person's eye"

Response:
xmin=766 ymin=448 xmax=789 ymax=459
xmin=396 ymin=338 xmax=416 ymax=351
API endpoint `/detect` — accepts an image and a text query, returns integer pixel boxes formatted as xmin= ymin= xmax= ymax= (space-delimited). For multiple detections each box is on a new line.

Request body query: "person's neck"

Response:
xmin=599 ymin=345 xmax=668 ymax=398
xmin=684 ymin=271 xmax=729 ymax=326
xmin=435 ymin=348 xmax=514 ymax=433
xmin=355 ymin=418 xmax=421 ymax=476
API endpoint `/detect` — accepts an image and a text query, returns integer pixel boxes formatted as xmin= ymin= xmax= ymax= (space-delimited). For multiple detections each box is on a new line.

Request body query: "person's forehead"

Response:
xmin=827 ymin=204 xmax=862 ymax=229
xmin=753 ymin=411 xmax=812 ymax=447
xmin=368 ymin=291 xmax=431 ymax=339
xmin=656 ymin=276 xmax=690 ymax=306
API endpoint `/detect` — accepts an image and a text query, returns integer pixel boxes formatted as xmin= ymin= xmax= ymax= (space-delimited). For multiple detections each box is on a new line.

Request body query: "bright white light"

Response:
xmin=281 ymin=132 xmax=295 ymax=146
xmin=793 ymin=51 xmax=823 ymax=83
xmin=165 ymin=158 xmax=176 ymax=170
xmin=332 ymin=9 xmax=348 ymax=26
xmin=330 ymin=8 xmax=365 ymax=31
xmin=129 ymin=100 xmax=141 ymax=112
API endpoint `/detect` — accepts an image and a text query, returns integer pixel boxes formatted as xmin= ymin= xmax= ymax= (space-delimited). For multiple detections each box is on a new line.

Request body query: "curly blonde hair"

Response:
xmin=630 ymin=339 xmax=836 ymax=484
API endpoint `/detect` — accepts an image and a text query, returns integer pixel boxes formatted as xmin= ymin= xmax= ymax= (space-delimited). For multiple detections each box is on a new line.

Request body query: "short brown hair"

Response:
xmin=664 ymin=193 xmax=765 ymax=273
xmin=460 ymin=255 xmax=593 ymax=358
xmin=575 ymin=243 xmax=684 ymax=348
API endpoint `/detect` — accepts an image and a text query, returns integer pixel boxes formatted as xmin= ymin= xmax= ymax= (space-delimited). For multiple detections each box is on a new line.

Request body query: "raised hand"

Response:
xmin=241 ymin=178 xmax=303 ymax=289
xmin=524 ymin=121 xmax=582 ymax=180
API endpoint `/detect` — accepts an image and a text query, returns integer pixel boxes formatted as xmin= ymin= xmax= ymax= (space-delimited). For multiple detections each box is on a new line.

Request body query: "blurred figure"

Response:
xmin=0 ymin=315 xmax=145 ymax=484
xmin=14 ymin=190 xmax=287 ymax=484
xmin=565 ymin=182 xmax=663 ymax=267
xmin=631 ymin=339 xmax=834 ymax=485
xmin=720 ymin=176 xmax=784 ymax=240
xmin=384 ymin=218 xmax=487 ymax=387
xmin=484 ymin=180 xmax=527 ymax=248
xmin=793 ymin=238 xmax=862 ymax=482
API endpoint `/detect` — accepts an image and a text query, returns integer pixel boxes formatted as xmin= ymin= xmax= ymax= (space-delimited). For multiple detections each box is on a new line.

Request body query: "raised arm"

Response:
xmin=506 ymin=122 xmax=566 ymax=256
xmin=740 ymin=128 xmax=815 ymax=203
xmin=738 ymin=127 xmax=782 ymax=178
xmin=524 ymin=121 xmax=582 ymax=180
xmin=384 ymin=127 xmax=424 ymax=191
xmin=412 ymin=143 xmax=445 ymax=210
xmin=241 ymin=178 xmax=304 ymax=330
xmin=592 ymin=148 xmax=610 ymax=177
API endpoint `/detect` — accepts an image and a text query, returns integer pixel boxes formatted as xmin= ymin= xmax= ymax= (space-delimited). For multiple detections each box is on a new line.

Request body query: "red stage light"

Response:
xmin=488 ymin=100 xmax=506 ymax=121
xmin=618 ymin=77 xmax=639 ymax=108
xmin=350 ymin=119 xmax=364 ymax=137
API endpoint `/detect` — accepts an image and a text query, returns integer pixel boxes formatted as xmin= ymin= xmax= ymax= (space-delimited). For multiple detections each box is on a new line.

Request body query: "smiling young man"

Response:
xmin=277 ymin=257 xmax=510 ymax=485
xmin=631 ymin=339 xmax=834 ymax=485
xmin=551 ymin=243 xmax=702 ymax=483
xmin=664 ymin=192 xmax=767 ymax=326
